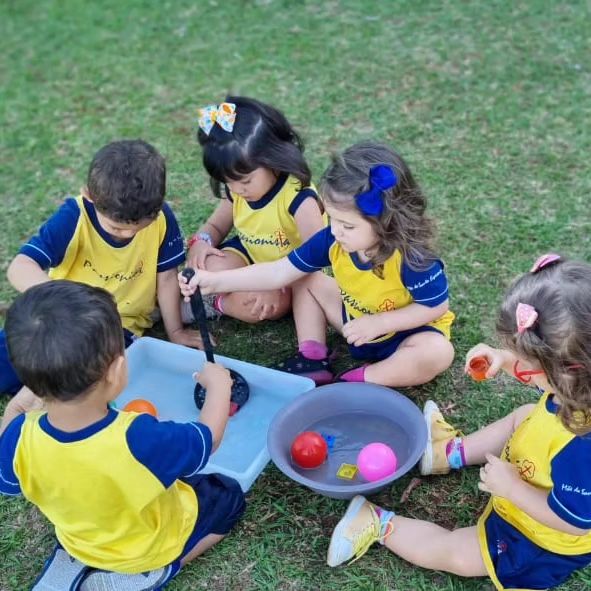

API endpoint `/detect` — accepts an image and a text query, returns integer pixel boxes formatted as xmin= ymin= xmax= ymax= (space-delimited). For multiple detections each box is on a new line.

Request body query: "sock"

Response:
xmin=339 ymin=366 xmax=366 ymax=382
xmin=445 ymin=437 xmax=466 ymax=469
xmin=374 ymin=506 xmax=395 ymax=543
xmin=298 ymin=340 xmax=328 ymax=361
xmin=214 ymin=295 xmax=224 ymax=314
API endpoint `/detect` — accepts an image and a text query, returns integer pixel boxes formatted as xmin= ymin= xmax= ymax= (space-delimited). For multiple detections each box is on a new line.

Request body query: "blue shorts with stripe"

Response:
xmin=482 ymin=508 xmax=591 ymax=590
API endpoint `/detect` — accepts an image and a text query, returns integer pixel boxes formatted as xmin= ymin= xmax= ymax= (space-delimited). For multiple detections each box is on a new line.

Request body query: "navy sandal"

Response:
xmin=274 ymin=352 xmax=334 ymax=385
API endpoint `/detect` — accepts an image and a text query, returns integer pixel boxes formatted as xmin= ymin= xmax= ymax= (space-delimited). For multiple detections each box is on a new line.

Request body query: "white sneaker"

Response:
xmin=79 ymin=564 xmax=176 ymax=590
xmin=327 ymin=495 xmax=388 ymax=567
xmin=31 ymin=546 xmax=89 ymax=590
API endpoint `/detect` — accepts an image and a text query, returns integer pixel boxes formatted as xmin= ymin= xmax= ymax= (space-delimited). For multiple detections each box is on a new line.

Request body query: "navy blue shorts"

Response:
xmin=348 ymin=324 xmax=444 ymax=362
xmin=482 ymin=508 xmax=591 ymax=589
xmin=219 ymin=236 xmax=254 ymax=265
xmin=0 ymin=328 xmax=136 ymax=396
xmin=178 ymin=473 xmax=245 ymax=560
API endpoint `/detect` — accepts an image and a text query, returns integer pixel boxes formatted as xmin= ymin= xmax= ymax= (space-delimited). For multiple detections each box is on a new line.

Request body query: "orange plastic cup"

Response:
xmin=468 ymin=357 xmax=490 ymax=382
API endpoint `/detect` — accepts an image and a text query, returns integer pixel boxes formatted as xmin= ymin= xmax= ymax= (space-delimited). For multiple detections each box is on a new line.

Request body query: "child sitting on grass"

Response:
xmin=0 ymin=280 xmax=244 ymax=590
xmin=181 ymin=141 xmax=454 ymax=387
xmin=1 ymin=139 xmax=202 ymax=431
xmin=327 ymin=254 xmax=591 ymax=591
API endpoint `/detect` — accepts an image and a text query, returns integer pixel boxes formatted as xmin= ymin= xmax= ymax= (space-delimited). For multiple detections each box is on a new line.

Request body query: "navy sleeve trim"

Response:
xmin=0 ymin=414 xmax=25 ymax=496
xmin=287 ymin=227 xmax=334 ymax=272
xmin=402 ymin=259 xmax=449 ymax=307
xmin=19 ymin=198 xmax=81 ymax=269
xmin=548 ymin=490 xmax=591 ymax=529
xmin=126 ymin=415 xmax=213 ymax=488
xmin=547 ymin=436 xmax=591 ymax=529
xmin=288 ymin=249 xmax=324 ymax=272
xmin=157 ymin=202 xmax=186 ymax=272
xmin=288 ymin=188 xmax=319 ymax=217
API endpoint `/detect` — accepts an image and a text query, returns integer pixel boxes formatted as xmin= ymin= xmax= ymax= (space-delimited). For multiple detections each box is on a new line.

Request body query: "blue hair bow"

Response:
xmin=355 ymin=165 xmax=398 ymax=216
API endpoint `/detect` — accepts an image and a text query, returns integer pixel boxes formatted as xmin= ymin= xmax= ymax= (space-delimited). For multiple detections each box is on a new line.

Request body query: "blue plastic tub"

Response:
xmin=267 ymin=383 xmax=427 ymax=499
xmin=116 ymin=337 xmax=315 ymax=491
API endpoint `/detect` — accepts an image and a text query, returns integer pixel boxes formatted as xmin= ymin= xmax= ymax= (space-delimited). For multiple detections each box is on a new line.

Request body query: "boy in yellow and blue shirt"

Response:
xmin=0 ymin=139 xmax=202 ymax=400
xmin=0 ymin=281 xmax=244 ymax=590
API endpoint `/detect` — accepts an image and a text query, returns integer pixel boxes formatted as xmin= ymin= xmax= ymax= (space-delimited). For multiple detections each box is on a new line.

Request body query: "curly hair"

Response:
xmin=319 ymin=140 xmax=436 ymax=270
xmin=497 ymin=258 xmax=591 ymax=435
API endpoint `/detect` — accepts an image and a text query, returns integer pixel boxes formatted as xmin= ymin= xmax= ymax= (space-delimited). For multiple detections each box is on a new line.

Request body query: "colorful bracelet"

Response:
xmin=187 ymin=231 xmax=213 ymax=249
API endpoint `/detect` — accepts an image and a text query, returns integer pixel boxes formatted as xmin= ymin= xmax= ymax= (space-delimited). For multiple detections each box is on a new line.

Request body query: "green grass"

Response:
xmin=1 ymin=0 xmax=591 ymax=589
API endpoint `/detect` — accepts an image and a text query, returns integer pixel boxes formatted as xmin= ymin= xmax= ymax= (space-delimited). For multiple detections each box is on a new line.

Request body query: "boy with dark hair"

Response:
xmin=0 ymin=281 xmax=244 ymax=590
xmin=0 ymin=140 xmax=202 ymax=425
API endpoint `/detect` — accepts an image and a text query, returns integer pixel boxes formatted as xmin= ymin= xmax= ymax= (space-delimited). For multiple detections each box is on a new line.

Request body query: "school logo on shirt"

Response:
xmin=516 ymin=459 xmax=536 ymax=481
xmin=377 ymin=299 xmax=396 ymax=312
xmin=274 ymin=229 xmax=290 ymax=249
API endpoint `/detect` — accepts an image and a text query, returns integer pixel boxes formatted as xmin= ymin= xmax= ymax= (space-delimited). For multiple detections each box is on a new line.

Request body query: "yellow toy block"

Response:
xmin=337 ymin=463 xmax=358 ymax=480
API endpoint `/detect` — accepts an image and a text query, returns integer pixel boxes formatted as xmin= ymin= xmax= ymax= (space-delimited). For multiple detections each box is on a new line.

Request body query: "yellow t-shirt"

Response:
xmin=478 ymin=392 xmax=591 ymax=557
xmin=228 ymin=173 xmax=321 ymax=263
xmin=19 ymin=196 xmax=185 ymax=335
xmin=288 ymin=227 xmax=454 ymax=342
xmin=3 ymin=409 xmax=212 ymax=572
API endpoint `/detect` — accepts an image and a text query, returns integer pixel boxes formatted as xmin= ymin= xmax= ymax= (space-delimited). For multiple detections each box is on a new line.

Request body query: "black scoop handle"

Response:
xmin=181 ymin=268 xmax=215 ymax=363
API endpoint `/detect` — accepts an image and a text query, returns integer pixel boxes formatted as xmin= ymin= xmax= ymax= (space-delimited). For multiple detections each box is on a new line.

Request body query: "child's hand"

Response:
xmin=342 ymin=315 xmax=384 ymax=347
xmin=187 ymin=241 xmax=225 ymax=270
xmin=465 ymin=344 xmax=509 ymax=379
xmin=194 ymin=362 xmax=232 ymax=395
xmin=245 ymin=291 xmax=281 ymax=321
xmin=170 ymin=327 xmax=215 ymax=349
xmin=478 ymin=453 xmax=522 ymax=500
xmin=178 ymin=269 xmax=216 ymax=300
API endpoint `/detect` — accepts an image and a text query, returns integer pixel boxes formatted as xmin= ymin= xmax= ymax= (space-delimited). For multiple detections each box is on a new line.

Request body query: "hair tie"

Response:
xmin=198 ymin=102 xmax=236 ymax=135
xmin=516 ymin=302 xmax=538 ymax=334
xmin=530 ymin=253 xmax=560 ymax=273
xmin=355 ymin=165 xmax=397 ymax=216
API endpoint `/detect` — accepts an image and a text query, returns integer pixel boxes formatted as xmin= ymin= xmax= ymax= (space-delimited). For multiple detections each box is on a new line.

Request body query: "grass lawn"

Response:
xmin=1 ymin=0 xmax=590 ymax=589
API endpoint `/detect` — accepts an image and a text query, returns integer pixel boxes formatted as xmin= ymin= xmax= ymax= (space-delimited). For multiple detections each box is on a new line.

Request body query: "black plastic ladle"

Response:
xmin=181 ymin=268 xmax=250 ymax=416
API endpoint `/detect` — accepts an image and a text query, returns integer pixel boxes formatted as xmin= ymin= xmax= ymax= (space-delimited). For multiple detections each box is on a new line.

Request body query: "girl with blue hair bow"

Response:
xmin=181 ymin=140 xmax=455 ymax=388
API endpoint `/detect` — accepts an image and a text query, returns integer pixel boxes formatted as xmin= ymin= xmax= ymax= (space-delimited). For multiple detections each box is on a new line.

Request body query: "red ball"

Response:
xmin=290 ymin=431 xmax=328 ymax=469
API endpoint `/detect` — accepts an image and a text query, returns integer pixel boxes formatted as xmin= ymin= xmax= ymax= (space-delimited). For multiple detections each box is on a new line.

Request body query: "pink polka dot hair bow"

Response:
xmin=516 ymin=303 xmax=538 ymax=334
xmin=530 ymin=253 xmax=561 ymax=273
xmin=198 ymin=102 xmax=236 ymax=135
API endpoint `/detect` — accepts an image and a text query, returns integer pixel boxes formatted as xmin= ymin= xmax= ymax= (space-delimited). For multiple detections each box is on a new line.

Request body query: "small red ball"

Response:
xmin=290 ymin=431 xmax=328 ymax=469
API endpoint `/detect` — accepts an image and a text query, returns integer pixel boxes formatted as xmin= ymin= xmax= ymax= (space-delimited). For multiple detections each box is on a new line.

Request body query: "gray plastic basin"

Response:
xmin=267 ymin=382 xmax=427 ymax=499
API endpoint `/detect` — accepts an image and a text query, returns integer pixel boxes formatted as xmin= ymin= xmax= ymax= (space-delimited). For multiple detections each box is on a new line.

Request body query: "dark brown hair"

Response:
xmin=5 ymin=281 xmax=125 ymax=401
xmin=497 ymin=258 xmax=591 ymax=435
xmin=319 ymin=140 xmax=436 ymax=270
xmin=87 ymin=139 xmax=166 ymax=223
xmin=198 ymin=96 xmax=311 ymax=198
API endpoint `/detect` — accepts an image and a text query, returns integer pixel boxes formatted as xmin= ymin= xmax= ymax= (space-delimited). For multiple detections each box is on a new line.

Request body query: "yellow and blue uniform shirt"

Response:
xmin=0 ymin=409 xmax=212 ymax=573
xmin=18 ymin=196 xmax=185 ymax=336
xmin=224 ymin=173 xmax=321 ymax=264
xmin=288 ymin=226 xmax=454 ymax=348
xmin=478 ymin=392 xmax=591 ymax=590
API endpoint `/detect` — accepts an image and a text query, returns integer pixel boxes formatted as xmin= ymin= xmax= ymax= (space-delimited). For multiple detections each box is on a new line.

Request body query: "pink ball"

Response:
xmin=357 ymin=443 xmax=398 ymax=482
